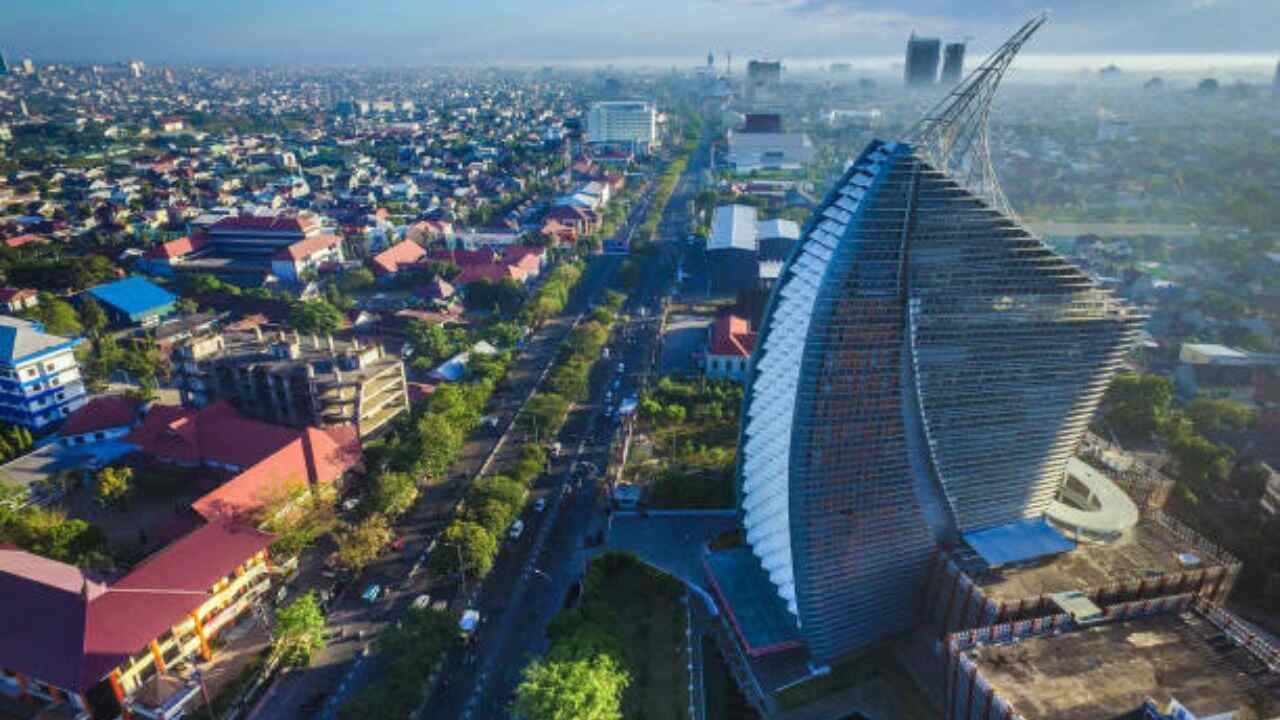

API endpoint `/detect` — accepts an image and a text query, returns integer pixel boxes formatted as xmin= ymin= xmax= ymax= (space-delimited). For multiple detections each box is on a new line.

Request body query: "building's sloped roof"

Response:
xmin=210 ymin=213 xmax=315 ymax=234
xmin=709 ymin=314 xmax=756 ymax=357
xmin=370 ymin=239 xmax=426 ymax=275
xmin=0 ymin=548 xmax=103 ymax=692
xmin=0 ymin=521 xmax=273 ymax=692
xmin=756 ymin=218 xmax=800 ymax=242
xmin=191 ymin=424 xmax=360 ymax=522
xmin=60 ymin=395 xmax=142 ymax=437
xmin=87 ymin=276 xmax=177 ymax=318
xmin=274 ymin=234 xmax=341 ymax=261
xmin=123 ymin=401 xmax=301 ymax=469
xmin=145 ymin=234 xmax=209 ymax=260
xmin=0 ymin=315 xmax=77 ymax=364
xmin=709 ymin=205 xmax=758 ymax=252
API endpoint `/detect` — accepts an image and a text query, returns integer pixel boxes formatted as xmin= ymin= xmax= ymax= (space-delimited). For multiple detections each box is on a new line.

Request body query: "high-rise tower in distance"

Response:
xmin=736 ymin=13 xmax=1142 ymax=663
xmin=904 ymin=33 xmax=941 ymax=86
xmin=941 ymin=41 xmax=966 ymax=84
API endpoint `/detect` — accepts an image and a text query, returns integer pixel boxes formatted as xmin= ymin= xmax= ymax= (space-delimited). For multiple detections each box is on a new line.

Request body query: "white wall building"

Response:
xmin=0 ymin=316 xmax=88 ymax=429
xmin=587 ymin=101 xmax=659 ymax=152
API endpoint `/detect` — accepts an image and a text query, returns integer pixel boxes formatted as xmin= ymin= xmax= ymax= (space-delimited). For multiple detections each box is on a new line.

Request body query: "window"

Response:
xmin=25 ymin=368 xmax=36 ymax=378
xmin=45 ymin=363 xmax=55 ymax=372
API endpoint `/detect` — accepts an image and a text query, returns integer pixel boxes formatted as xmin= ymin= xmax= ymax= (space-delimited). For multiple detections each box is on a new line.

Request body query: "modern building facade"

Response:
xmin=905 ymin=33 xmax=942 ymax=86
xmin=586 ymin=101 xmax=658 ymax=152
xmin=725 ymin=113 xmax=814 ymax=172
xmin=941 ymin=42 xmax=966 ymax=84
xmin=0 ymin=316 xmax=88 ymax=429
xmin=735 ymin=135 xmax=1141 ymax=662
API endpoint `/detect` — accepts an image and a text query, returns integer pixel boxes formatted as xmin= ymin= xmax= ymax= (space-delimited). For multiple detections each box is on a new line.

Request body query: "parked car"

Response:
xmin=361 ymin=584 xmax=382 ymax=603
xmin=411 ymin=594 xmax=432 ymax=610
xmin=508 ymin=519 xmax=525 ymax=540
xmin=533 ymin=497 xmax=547 ymax=512
xmin=459 ymin=609 xmax=481 ymax=638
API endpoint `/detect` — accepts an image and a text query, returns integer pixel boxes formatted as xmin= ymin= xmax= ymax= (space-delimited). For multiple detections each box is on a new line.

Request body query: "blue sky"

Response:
xmin=2 ymin=0 xmax=1275 ymax=66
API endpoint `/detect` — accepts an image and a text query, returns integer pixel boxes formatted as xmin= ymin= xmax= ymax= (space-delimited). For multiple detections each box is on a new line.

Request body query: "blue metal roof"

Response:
xmin=87 ymin=276 xmax=177 ymax=319
xmin=962 ymin=518 xmax=1076 ymax=568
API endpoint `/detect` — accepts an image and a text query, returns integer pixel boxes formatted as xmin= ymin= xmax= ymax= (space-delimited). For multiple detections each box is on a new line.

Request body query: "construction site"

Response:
xmin=945 ymin=597 xmax=1280 ymax=720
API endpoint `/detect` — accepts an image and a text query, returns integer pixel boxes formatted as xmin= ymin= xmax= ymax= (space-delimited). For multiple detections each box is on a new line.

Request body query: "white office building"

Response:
xmin=587 ymin=101 xmax=659 ymax=152
xmin=0 ymin=316 xmax=87 ymax=429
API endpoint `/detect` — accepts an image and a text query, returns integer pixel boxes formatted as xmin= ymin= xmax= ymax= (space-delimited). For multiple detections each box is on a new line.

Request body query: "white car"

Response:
xmin=411 ymin=594 xmax=432 ymax=610
xmin=534 ymin=498 xmax=547 ymax=512
xmin=508 ymin=519 xmax=525 ymax=540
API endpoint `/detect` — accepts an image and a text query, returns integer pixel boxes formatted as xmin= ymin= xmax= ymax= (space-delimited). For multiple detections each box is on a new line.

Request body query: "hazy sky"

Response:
xmin=2 ymin=0 xmax=1276 ymax=66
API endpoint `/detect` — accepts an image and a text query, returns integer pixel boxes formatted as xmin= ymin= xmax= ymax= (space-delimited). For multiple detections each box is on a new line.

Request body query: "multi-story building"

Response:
xmin=724 ymin=113 xmax=814 ymax=172
xmin=0 ymin=522 xmax=276 ymax=720
xmin=586 ymin=101 xmax=658 ymax=152
xmin=941 ymin=42 xmax=966 ymax=84
xmin=174 ymin=329 xmax=409 ymax=439
xmin=0 ymin=316 xmax=88 ymax=429
xmin=904 ymin=33 xmax=941 ymax=86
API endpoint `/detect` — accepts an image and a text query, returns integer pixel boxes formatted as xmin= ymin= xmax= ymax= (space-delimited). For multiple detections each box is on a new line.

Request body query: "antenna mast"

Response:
xmin=906 ymin=13 xmax=1048 ymax=217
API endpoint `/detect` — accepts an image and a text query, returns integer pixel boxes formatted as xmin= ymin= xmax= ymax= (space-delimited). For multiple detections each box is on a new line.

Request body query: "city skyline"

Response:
xmin=2 ymin=0 xmax=1276 ymax=67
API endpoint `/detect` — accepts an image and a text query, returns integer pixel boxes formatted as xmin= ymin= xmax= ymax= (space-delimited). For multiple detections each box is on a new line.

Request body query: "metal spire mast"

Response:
xmin=906 ymin=13 xmax=1048 ymax=217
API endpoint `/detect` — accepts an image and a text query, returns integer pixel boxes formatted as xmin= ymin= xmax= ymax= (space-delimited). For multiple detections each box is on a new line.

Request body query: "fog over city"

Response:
xmin=3 ymin=0 xmax=1277 ymax=67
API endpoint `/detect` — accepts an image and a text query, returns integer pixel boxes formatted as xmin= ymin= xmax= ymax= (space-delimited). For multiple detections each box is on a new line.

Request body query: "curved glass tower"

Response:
xmin=737 ymin=138 xmax=1141 ymax=662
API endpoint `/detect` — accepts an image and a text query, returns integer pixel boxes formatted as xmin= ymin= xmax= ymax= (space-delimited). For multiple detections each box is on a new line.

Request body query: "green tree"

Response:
xmin=338 ymin=267 xmax=376 ymax=293
xmin=416 ymin=412 xmax=464 ymax=481
xmin=271 ymin=592 xmax=327 ymax=667
xmin=405 ymin=320 xmax=455 ymax=366
xmin=78 ymin=297 xmax=109 ymax=337
xmin=30 ymin=294 xmax=83 ymax=336
xmin=175 ymin=297 xmax=199 ymax=315
xmin=1186 ymin=398 xmax=1257 ymax=436
xmin=95 ymin=467 xmax=132 ymax=507
xmin=333 ymin=514 xmax=393 ymax=575
xmin=429 ymin=520 xmax=497 ymax=579
xmin=1104 ymin=372 xmax=1173 ymax=438
xmin=1169 ymin=432 xmax=1233 ymax=488
xmin=289 ymin=299 xmax=345 ymax=334
xmin=513 ymin=656 xmax=628 ymax=720
xmin=371 ymin=471 xmax=418 ymax=519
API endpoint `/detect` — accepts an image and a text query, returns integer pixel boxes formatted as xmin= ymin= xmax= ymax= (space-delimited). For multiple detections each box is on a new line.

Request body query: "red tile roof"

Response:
xmin=210 ymin=213 xmax=316 ymax=234
xmin=455 ymin=263 xmax=527 ymax=286
xmin=60 ymin=395 xmax=143 ymax=437
xmin=274 ymin=234 xmax=342 ymax=261
xmin=0 ymin=522 xmax=273 ymax=692
xmin=370 ymin=239 xmax=427 ymax=275
xmin=191 ymin=425 xmax=360 ymax=522
xmin=0 ymin=287 xmax=37 ymax=303
xmin=145 ymin=233 xmax=209 ymax=260
xmin=709 ymin=314 xmax=756 ymax=357
xmin=5 ymin=233 xmax=49 ymax=249
xmin=124 ymin=401 xmax=303 ymax=469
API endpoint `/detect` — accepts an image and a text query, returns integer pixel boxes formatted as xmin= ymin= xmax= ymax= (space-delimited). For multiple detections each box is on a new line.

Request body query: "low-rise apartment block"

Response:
xmin=173 ymin=329 xmax=408 ymax=439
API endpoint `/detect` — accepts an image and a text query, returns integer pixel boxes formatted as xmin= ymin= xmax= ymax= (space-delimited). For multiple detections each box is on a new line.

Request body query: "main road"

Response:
xmin=247 ymin=182 xmax=658 ymax=720
xmin=430 ymin=131 xmax=709 ymax=719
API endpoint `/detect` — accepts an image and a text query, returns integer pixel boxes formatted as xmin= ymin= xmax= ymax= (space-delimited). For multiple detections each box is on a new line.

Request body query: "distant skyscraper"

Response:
xmin=1273 ymin=60 xmax=1279 ymax=95
xmin=0 ymin=50 xmax=7 ymax=75
xmin=941 ymin=42 xmax=966 ymax=84
xmin=904 ymin=33 xmax=941 ymax=86
xmin=746 ymin=60 xmax=782 ymax=102
xmin=734 ymin=13 xmax=1139 ymax=663
xmin=20 ymin=57 xmax=35 ymax=76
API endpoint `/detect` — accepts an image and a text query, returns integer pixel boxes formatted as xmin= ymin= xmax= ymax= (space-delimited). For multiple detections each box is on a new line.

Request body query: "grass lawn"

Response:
xmin=583 ymin=554 xmax=691 ymax=720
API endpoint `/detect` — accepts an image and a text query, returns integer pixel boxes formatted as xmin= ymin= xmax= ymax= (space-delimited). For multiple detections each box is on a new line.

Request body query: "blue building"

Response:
xmin=86 ymin=276 xmax=177 ymax=327
xmin=0 ymin=316 xmax=87 ymax=429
